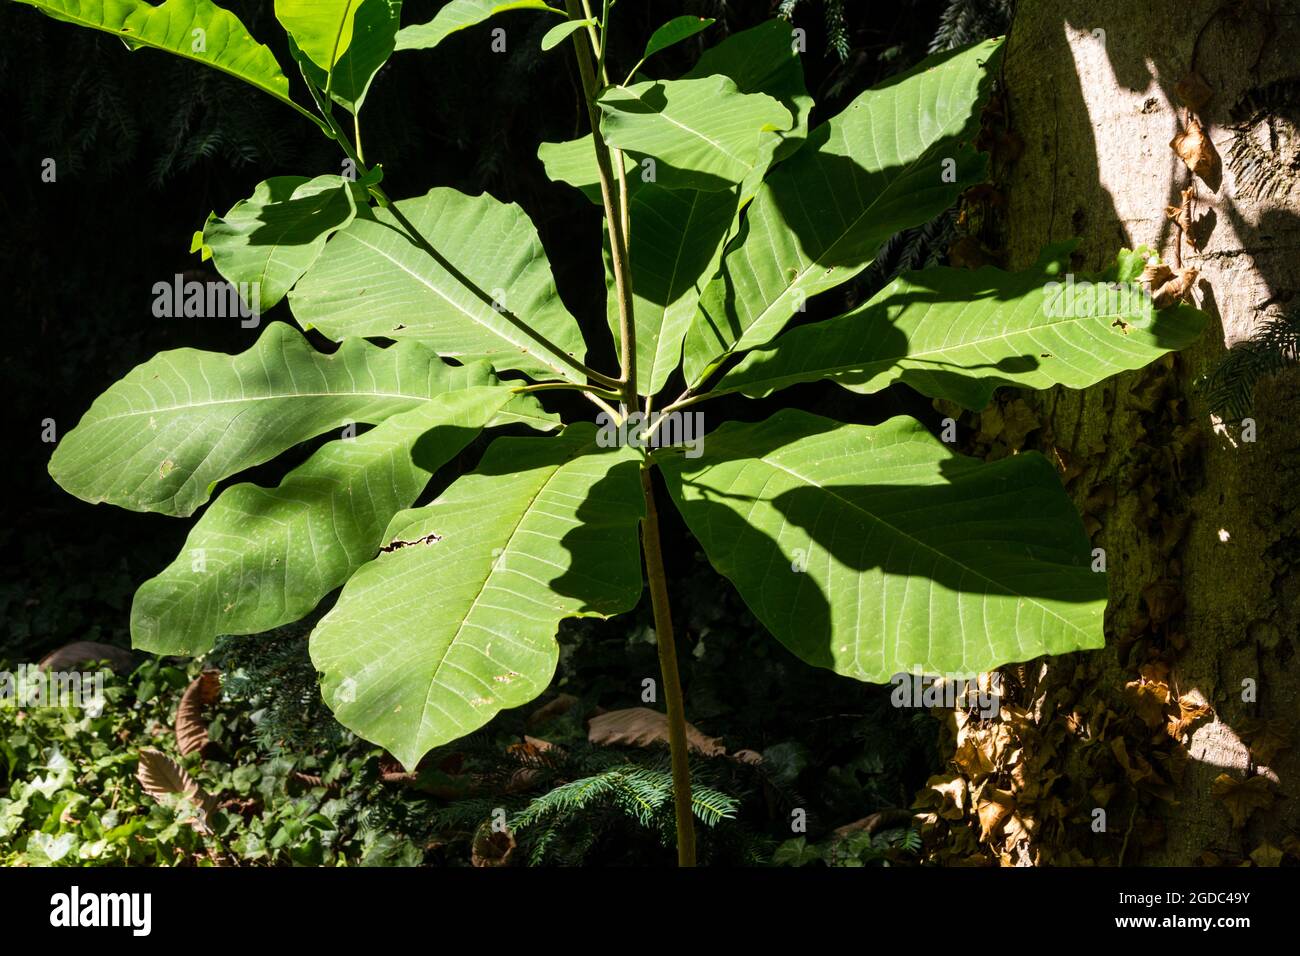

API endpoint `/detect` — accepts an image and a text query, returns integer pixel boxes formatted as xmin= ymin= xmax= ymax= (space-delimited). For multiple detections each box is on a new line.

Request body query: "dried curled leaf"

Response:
xmin=471 ymin=824 xmax=515 ymax=867
xmin=1166 ymin=692 xmax=1213 ymax=739
xmin=587 ymin=707 xmax=726 ymax=757
xmin=175 ymin=669 xmax=221 ymax=757
xmin=1238 ymin=717 xmax=1292 ymax=765
xmin=1170 ymin=116 xmax=1220 ymax=181
xmin=1175 ymin=71 xmax=1213 ymax=111
xmin=1141 ymin=260 xmax=1176 ymax=291
xmin=137 ymin=749 xmax=218 ymax=829
xmin=1153 ymin=268 xmax=1200 ymax=309
xmin=1250 ymin=841 xmax=1284 ymax=867
xmin=38 ymin=641 xmax=137 ymax=674
xmin=1211 ymin=773 xmax=1273 ymax=828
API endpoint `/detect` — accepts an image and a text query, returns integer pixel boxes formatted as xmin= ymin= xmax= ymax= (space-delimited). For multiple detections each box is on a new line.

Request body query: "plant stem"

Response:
xmin=565 ymin=0 xmax=637 ymax=399
xmin=568 ymin=0 xmax=694 ymax=864
xmin=639 ymin=464 xmax=697 ymax=867
xmin=303 ymin=71 xmax=623 ymax=392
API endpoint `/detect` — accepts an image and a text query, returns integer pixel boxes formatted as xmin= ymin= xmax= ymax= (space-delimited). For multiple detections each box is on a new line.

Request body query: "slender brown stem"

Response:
xmin=639 ymin=464 xmax=696 ymax=867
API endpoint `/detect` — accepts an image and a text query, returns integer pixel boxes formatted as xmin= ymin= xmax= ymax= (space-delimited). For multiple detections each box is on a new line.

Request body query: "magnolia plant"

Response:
xmin=27 ymin=0 xmax=1204 ymax=866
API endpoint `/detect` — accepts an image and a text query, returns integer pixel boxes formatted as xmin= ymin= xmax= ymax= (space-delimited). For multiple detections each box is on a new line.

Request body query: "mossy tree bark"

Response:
xmin=919 ymin=0 xmax=1300 ymax=866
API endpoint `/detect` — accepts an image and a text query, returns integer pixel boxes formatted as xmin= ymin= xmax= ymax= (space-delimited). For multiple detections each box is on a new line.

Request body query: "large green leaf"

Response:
xmin=659 ymin=410 xmax=1106 ymax=683
xmin=289 ymin=0 xmax=402 ymax=114
xmin=606 ymin=21 xmax=813 ymax=397
xmin=131 ymin=387 xmax=513 ymax=656
xmin=596 ymin=76 xmax=792 ymax=193
xmin=608 ymin=186 xmax=739 ymax=397
xmin=682 ymin=18 xmax=812 ymax=168
xmin=12 ymin=0 xmax=310 ymax=121
xmin=641 ymin=15 xmax=714 ymax=63
xmin=538 ymin=20 xmax=811 ymax=202
xmin=682 ymin=38 xmax=1002 ymax=387
xmin=538 ymin=21 xmax=812 ymax=396
xmin=202 ymin=175 xmax=359 ymax=313
xmin=289 ymin=187 xmax=586 ymax=381
xmin=717 ymin=244 xmax=1209 ymax=409
xmin=48 ymin=323 xmax=476 ymax=517
xmin=274 ymin=0 xmax=361 ymax=71
xmin=311 ymin=424 xmax=645 ymax=768
xmin=394 ymin=0 xmax=560 ymax=51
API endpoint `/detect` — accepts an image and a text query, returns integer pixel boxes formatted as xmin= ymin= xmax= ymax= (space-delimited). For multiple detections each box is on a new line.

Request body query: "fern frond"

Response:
xmin=1200 ymin=310 xmax=1300 ymax=421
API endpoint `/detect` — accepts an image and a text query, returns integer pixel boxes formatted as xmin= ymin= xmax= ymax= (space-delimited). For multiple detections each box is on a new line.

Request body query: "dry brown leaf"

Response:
xmin=1170 ymin=116 xmax=1220 ymax=181
xmin=1249 ymin=841 xmax=1284 ymax=867
xmin=471 ymin=824 xmax=515 ymax=867
xmin=1237 ymin=717 xmax=1292 ymax=765
xmin=38 ymin=641 xmax=137 ymax=674
xmin=953 ymin=736 xmax=996 ymax=782
xmin=587 ymin=707 xmax=725 ymax=757
xmin=1152 ymin=268 xmax=1200 ymax=309
xmin=1175 ymin=71 xmax=1213 ymax=111
xmin=175 ymin=669 xmax=220 ymax=757
xmin=1111 ymin=737 xmax=1157 ymax=786
xmin=914 ymin=774 xmax=968 ymax=821
xmin=976 ymin=787 xmax=1016 ymax=841
xmin=1166 ymin=693 xmax=1213 ymax=739
xmin=526 ymin=692 xmax=580 ymax=728
xmin=832 ymin=809 xmax=915 ymax=840
xmin=1141 ymin=261 xmax=1176 ymax=293
xmin=1125 ymin=676 xmax=1170 ymax=729
xmin=137 ymin=749 xmax=217 ymax=830
xmin=1210 ymin=773 xmax=1273 ymax=828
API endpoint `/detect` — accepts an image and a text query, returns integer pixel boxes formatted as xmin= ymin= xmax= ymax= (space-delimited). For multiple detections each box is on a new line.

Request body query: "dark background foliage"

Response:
xmin=0 ymin=0 xmax=1008 ymax=864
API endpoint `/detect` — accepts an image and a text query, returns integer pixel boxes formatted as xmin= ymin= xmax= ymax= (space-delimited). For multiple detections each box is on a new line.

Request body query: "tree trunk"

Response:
xmin=917 ymin=0 xmax=1300 ymax=866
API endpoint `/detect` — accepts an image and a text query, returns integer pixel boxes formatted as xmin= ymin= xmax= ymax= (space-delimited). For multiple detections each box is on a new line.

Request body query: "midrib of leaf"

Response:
xmin=324 ymin=0 xmax=358 ymax=98
xmin=339 ymin=226 xmax=572 ymax=379
xmin=92 ymin=390 xmax=429 ymax=424
xmin=758 ymin=454 xmax=1091 ymax=640
xmin=706 ymin=75 xmax=968 ymax=376
xmin=648 ymin=189 xmax=704 ymax=386
xmin=730 ymin=299 xmax=1157 ymax=392
xmin=416 ymin=441 xmax=594 ymax=735
xmin=637 ymin=89 xmax=740 ymax=162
